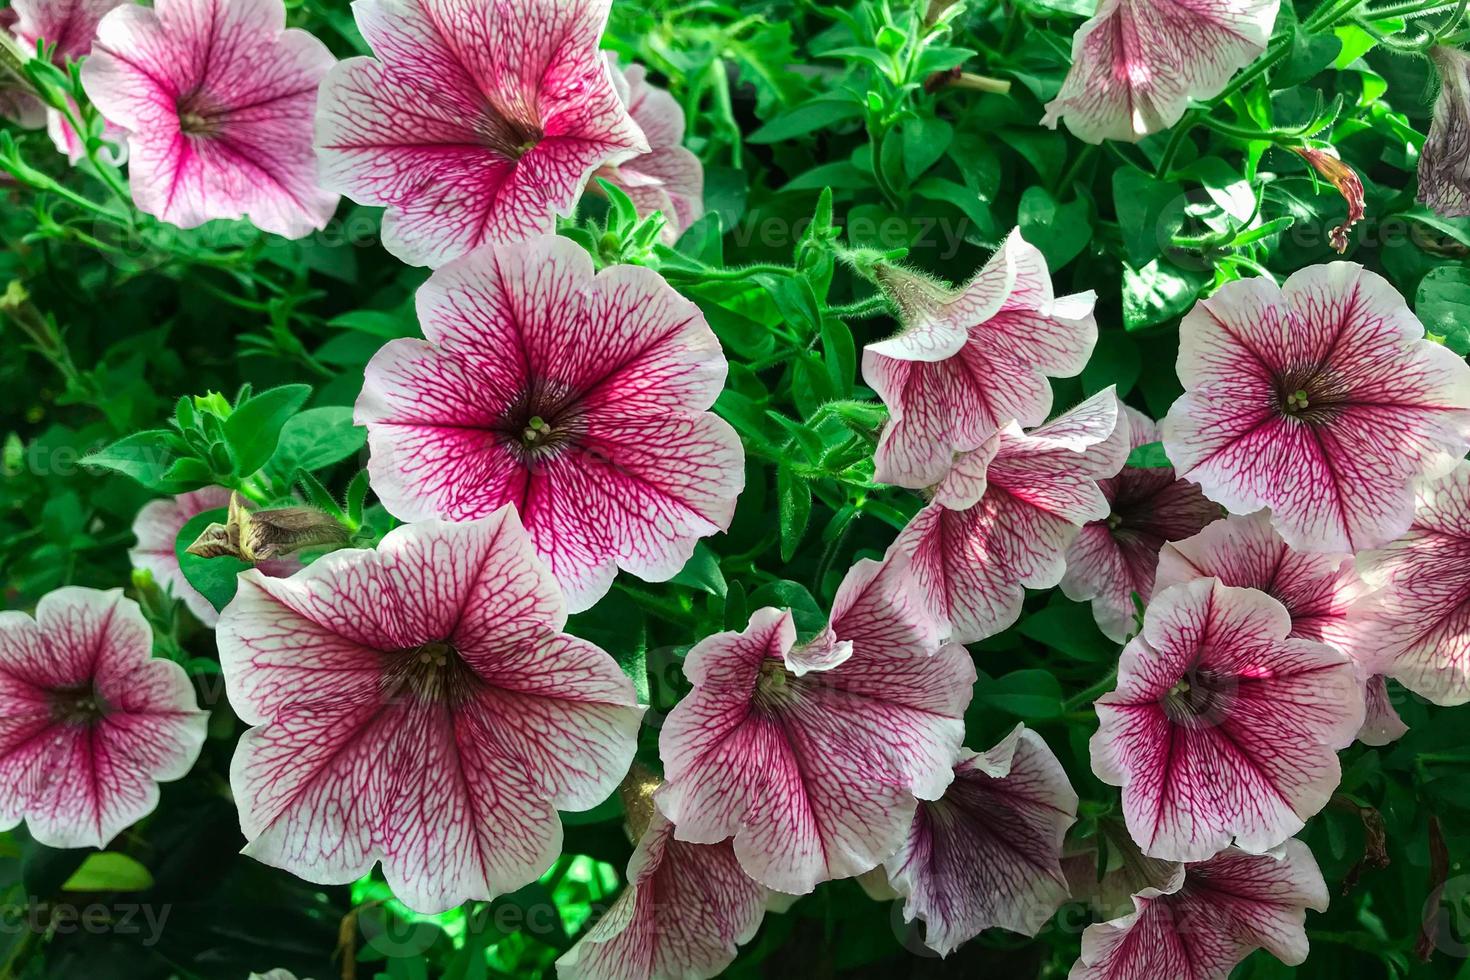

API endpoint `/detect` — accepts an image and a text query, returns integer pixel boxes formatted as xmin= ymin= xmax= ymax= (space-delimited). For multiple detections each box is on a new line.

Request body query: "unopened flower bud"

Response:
xmin=1420 ymin=46 xmax=1470 ymax=219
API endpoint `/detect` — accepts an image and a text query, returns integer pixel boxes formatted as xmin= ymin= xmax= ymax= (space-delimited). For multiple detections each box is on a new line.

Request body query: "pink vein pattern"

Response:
xmin=1357 ymin=461 xmax=1470 ymax=708
xmin=655 ymin=558 xmax=975 ymax=895
xmin=1061 ymin=405 xmax=1221 ymax=643
xmin=1162 ymin=262 xmax=1470 ymax=554
xmin=315 ymin=0 xmax=648 ymax=268
xmin=1156 ymin=509 xmax=1404 ymax=746
xmin=889 ymin=388 xmax=1129 ymax=644
xmin=355 ymin=234 xmax=744 ymax=613
xmin=1091 ymin=578 xmax=1364 ymax=862
xmin=11 ymin=0 xmax=128 ymax=162
xmin=0 ymin=587 xmax=207 ymax=848
xmin=216 ymin=509 xmax=644 ymax=914
xmin=555 ymin=812 xmax=767 ymax=980
xmin=593 ymin=56 xmax=704 ymax=244
xmin=1068 ymin=840 xmax=1327 ymax=980
xmin=1041 ymin=0 xmax=1281 ymax=144
xmin=81 ymin=0 xmax=339 ymax=237
xmin=864 ymin=228 xmax=1097 ymax=489
xmin=885 ymin=725 xmax=1077 ymax=956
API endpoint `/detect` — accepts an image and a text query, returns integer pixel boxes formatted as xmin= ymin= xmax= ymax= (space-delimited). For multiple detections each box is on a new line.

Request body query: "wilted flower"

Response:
xmin=1420 ymin=46 xmax=1470 ymax=218
xmin=1092 ymin=578 xmax=1363 ymax=862
xmin=1163 ymin=262 xmax=1470 ymax=553
xmin=81 ymin=0 xmax=339 ymax=236
xmin=884 ymin=726 xmax=1077 ymax=956
xmin=1156 ymin=509 xmax=1404 ymax=745
xmin=0 ymin=587 xmax=207 ymax=848
xmin=889 ymin=388 xmax=1129 ymax=644
xmin=864 ymin=229 xmax=1097 ymax=489
xmin=1068 ymin=840 xmax=1327 ymax=980
xmin=594 ymin=57 xmax=703 ymax=244
xmin=1060 ymin=406 xmax=1221 ymax=643
xmin=184 ymin=492 xmax=348 ymax=563
xmin=130 ymin=485 xmax=234 ymax=627
xmin=356 ymin=234 xmax=743 ymax=613
xmin=556 ymin=811 xmax=766 ymax=980
xmin=1042 ymin=0 xmax=1281 ymax=143
xmin=10 ymin=0 xmax=128 ymax=163
xmin=217 ymin=509 xmax=643 ymax=913
xmin=1357 ymin=461 xmax=1470 ymax=708
xmin=1291 ymin=146 xmax=1365 ymax=253
xmin=655 ymin=558 xmax=974 ymax=895
xmin=315 ymin=0 xmax=648 ymax=267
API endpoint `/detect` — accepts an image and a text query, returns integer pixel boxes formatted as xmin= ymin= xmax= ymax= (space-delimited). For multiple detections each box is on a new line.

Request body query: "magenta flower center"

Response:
xmin=754 ymin=659 xmax=798 ymax=710
xmin=175 ymin=92 xmax=223 ymax=137
xmin=49 ymin=683 xmax=107 ymax=725
xmin=499 ymin=383 xmax=588 ymax=464
xmin=475 ymin=110 xmax=543 ymax=161
xmin=1160 ymin=667 xmax=1236 ymax=728
xmin=1274 ymin=366 xmax=1347 ymax=424
xmin=385 ymin=640 xmax=479 ymax=705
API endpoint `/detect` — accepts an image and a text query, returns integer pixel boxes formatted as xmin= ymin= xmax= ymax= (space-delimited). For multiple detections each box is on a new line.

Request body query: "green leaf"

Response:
xmin=265 ymin=406 xmax=367 ymax=479
xmin=670 ymin=543 xmax=727 ymax=597
xmin=176 ymin=508 xmax=248 ymax=613
xmin=1417 ymin=266 xmax=1470 ymax=356
xmin=972 ymin=669 xmax=1063 ymax=719
xmin=62 ymin=852 xmax=154 ymax=892
xmin=777 ymin=462 xmax=812 ymax=562
xmin=747 ymin=579 xmax=825 ymax=634
xmin=1017 ymin=187 xmax=1090 ymax=270
xmin=913 ymin=177 xmax=995 ymax=238
xmin=1126 ymin=441 xmax=1172 ymax=468
xmin=223 ymin=384 xmax=312 ymax=476
xmin=748 ymin=98 xmax=863 ymax=143
xmin=327 ymin=309 xmax=418 ymax=338
xmin=902 ymin=117 xmax=953 ymax=181
xmin=1112 ymin=169 xmax=1182 ymax=267
xmin=820 ymin=317 xmax=857 ymax=396
xmin=1122 ymin=259 xmax=1209 ymax=331
xmin=1082 ymin=331 xmax=1142 ymax=397
xmin=1019 ymin=601 xmax=1119 ymax=662
xmin=82 ymin=430 xmax=189 ymax=491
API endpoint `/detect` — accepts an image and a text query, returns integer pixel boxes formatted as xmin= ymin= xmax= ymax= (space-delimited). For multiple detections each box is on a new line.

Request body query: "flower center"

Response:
xmin=754 ymin=658 xmax=799 ymax=711
xmin=175 ymin=91 xmax=223 ymax=137
xmin=1274 ymin=366 xmax=1347 ymax=424
xmin=50 ymin=684 xmax=106 ymax=725
xmin=1160 ymin=667 xmax=1235 ymax=728
xmin=477 ymin=112 xmax=543 ymax=160
xmin=498 ymin=382 xmax=587 ymax=465
xmin=386 ymin=640 xmax=478 ymax=705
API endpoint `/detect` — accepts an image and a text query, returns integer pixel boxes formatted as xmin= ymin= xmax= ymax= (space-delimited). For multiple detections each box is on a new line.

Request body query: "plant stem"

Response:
xmin=1063 ymin=669 xmax=1119 ymax=712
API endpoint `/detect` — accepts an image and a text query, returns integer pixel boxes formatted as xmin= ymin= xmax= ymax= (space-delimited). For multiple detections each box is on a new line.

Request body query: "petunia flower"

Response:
xmin=356 ymin=234 xmax=743 ymax=613
xmin=1068 ymin=840 xmax=1327 ymax=980
xmin=884 ymin=725 xmax=1077 ymax=957
xmin=1156 ymin=509 xmax=1405 ymax=745
xmin=1041 ymin=0 xmax=1281 ymax=144
xmin=1291 ymin=146 xmax=1365 ymax=254
xmin=0 ymin=587 xmax=208 ymax=849
xmin=1357 ymin=461 xmax=1470 ymax=708
xmin=1420 ymin=46 xmax=1470 ymax=219
xmin=555 ymin=811 xmax=767 ymax=980
xmin=863 ymin=228 xmax=1097 ymax=489
xmin=216 ymin=508 xmax=644 ymax=914
xmin=81 ymin=0 xmax=339 ymax=237
xmin=1162 ymin=262 xmax=1470 ymax=554
xmin=593 ymin=56 xmax=703 ymax=244
xmin=889 ymin=388 xmax=1129 ymax=644
xmin=0 ymin=20 xmax=46 ymax=129
xmin=1092 ymin=578 xmax=1364 ymax=862
xmin=1060 ymin=405 xmax=1221 ymax=643
xmin=315 ymin=0 xmax=648 ymax=268
xmin=10 ymin=0 xmax=128 ymax=163
xmin=130 ymin=485 xmax=233 ymax=627
xmin=655 ymin=557 xmax=975 ymax=895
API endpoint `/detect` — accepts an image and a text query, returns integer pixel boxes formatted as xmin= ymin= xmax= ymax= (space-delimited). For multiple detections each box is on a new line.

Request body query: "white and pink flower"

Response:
xmin=1042 ymin=0 xmax=1281 ymax=144
xmin=1163 ymin=263 xmax=1470 ymax=553
xmin=864 ymin=229 xmax=1097 ymax=490
xmin=1060 ymin=405 xmax=1221 ymax=643
xmin=1092 ymin=577 xmax=1363 ymax=862
xmin=885 ymin=726 xmax=1076 ymax=956
xmin=655 ymin=558 xmax=974 ymax=895
xmin=0 ymin=587 xmax=207 ymax=848
xmin=889 ymin=388 xmax=1129 ymax=644
xmin=315 ymin=0 xmax=648 ymax=267
xmin=10 ymin=0 xmax=128 ymax=163
xmin=81 ymin=0 xmax=338 ymax=236
xmin=356 ymin=234 xmax=743 ymax=613
xmin=596 ymin=57 xmax=703 ymax=243
xmin=216 ymin=509 xmax=644 ymax=914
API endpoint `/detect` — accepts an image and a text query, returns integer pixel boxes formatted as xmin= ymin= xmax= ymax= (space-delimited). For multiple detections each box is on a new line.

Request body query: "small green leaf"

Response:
xmin=176 ymin=508 xmax=248 ymax=613
xmin=1126 ymin=441 xmax=1172 ymax=468
xmin=670 ymin=543 xmax=727 ymax=597
xmin=223 ymin=384 xmax=312 ymax=476
xmin=749 ymin=98 xmax=863 ymax=143
xmin=747 ymin=579 xmax=825 ymax=635
xmin=1417 ymin=266 xmax=1470 ymax=356
xmin=62 ymin=852 xmax=154 ymax=892
xmin=902 ymin=117 xmax=953 ymax=181
xmin=82 ymin=430 xmax=189 ymax=491
xmin=972 ymin=669 xmax=1063 ymax=719
xmin=777 ymin=463 xmax=812 ymax=562
xmin=265 ymin=405 xmax=367 ymax=479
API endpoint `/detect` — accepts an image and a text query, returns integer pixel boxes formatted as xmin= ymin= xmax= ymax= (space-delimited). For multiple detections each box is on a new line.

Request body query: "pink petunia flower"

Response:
xmin=216 ymin=509 xmax=644 ymax=914
xmin=81 ymin=0 xmax=339 ymax=237
xmin=593 ymin=56 xmax=703 ymax=244
xmin=1068 ymin=840 xmax=1327 ymax=980
xmin=315 ymin=0 xmax=648 ymax=268
xmin=10 ymin=0 xmax=129 ymax=162
xmin=356 ymin=234 xmax=743 ymax=613
xmin=1420 ymin=46 xmax=1470 ymax=219
xmin=655 ymin=558 xmax=975 ymax=895
xmin=1156 ymin=509 xmax=1405 ymax=745
xmin=1357 ymin=461 xmax=1470 ymax=708
xmin=1060 ymin=405 xmax=1221 ymax=643
xmin=555 ymin=811 xmax=767 ymax=980
xmin=0 ymin=587 xmax=207 ymax=849
xmin=1092 ymin=578 xmax=1364 ymax=862
xmin=1042 ymin=0 xmax=1281 ymax=144
xmin=884 ymin=725 xmax=1077 ymax=957
xmin=129 ymin=485 xmax=233 ymax=627
xmin=864 ymin=229 xmax=1097 ymax=489
xmin=1162 ymin=263 xmax=1470 ymax=554
xmin=889 ymin=388 xmax=1129 ymax=644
